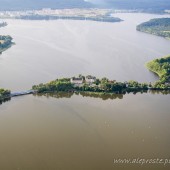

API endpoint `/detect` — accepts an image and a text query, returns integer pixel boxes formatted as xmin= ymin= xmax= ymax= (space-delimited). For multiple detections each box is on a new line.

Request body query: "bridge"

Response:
xmin=11 ymin=90 xmax=36 ymax=97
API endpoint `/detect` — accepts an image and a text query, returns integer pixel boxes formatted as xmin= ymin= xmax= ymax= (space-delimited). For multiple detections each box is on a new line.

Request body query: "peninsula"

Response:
xmin=146 ymin=55 xmax=170 ymax=88
xmin=1 ymin=53 xmax=170 ymax=105
xmin=0 ymin=35 xmax=13 ymax=54
xmin=32 ymin=54 xmax=170 ymax=95
xmin=32 ymin=75 xmax=149 ymax=94
xmin=32 ymin=71 xmax=170 ymax=95
xmin=136 ymin=18 xmax=170 ymax=39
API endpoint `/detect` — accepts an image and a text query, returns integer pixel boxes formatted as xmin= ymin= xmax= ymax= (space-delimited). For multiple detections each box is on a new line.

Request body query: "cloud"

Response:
xmin=84 ymin=0 xmax=106 ymax=5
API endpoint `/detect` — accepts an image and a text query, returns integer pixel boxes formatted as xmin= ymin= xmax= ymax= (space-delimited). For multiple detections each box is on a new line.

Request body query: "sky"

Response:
xmin=0 ymin=0 xmax=169 ymax=11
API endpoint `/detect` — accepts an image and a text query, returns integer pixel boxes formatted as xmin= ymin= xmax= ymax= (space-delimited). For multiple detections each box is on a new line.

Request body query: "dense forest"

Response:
xmin=0 ymin=88 xmax=11 ymax=104
xmin=146 ymin=55 xmax=170 ymax=88
xmin=137 ymin=18 xmax=170 ymax=39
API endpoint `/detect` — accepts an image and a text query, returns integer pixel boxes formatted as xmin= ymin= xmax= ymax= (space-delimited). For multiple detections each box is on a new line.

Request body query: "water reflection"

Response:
xmin=149 ymin=90 xmax=170 ymax=95
xmin=0 ymin=97 xmax=11 ymax=105
xmin=1 ymin=90 xmax=169 ymax=106
xmin=34 ymin=91 xmax=124 ymax=100
xmin=0 ymin=90 xmax=170 ymax=170
xmin=33 ymin=90 xmax=170 ymax=101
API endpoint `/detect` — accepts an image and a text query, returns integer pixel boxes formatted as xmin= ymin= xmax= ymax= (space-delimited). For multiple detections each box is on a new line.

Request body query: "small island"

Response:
xmin=136 ymin=18 xmax=170 ymax=39
xmin=0 ymin=35 xmax=13 ymax=54
xmin=0 ymin=88 xmax=11 ymax=104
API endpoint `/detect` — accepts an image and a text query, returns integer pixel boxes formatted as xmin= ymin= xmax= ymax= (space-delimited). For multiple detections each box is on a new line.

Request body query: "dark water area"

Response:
xmin=0 ymin=92 xmax=170 ymax=170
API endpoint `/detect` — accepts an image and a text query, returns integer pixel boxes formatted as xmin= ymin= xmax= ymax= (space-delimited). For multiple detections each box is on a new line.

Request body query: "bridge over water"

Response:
xmin=11 ymin=90 xmax=36 ymax=97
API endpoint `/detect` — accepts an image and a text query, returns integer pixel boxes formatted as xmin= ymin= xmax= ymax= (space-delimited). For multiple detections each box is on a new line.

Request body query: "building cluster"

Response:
xmin=70 ymin=75 xmax=96 ymax=86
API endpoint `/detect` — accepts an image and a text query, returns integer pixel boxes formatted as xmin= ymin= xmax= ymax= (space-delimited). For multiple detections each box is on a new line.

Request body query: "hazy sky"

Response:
xmin=0 ymin=0 xmax=169 ymax=11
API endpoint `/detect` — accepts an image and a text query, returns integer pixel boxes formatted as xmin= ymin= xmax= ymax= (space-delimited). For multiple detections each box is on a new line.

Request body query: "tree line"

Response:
xmin=137 ymin=18 xmax=170 ymax=39
xmin=146 ymin=55 xmax=170 ymax=89
xmin=32 ymin=75 xmax=170 ymax=95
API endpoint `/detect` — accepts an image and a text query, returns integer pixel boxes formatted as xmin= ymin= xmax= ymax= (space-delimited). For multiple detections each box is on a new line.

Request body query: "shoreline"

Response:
xmin=146 ymin=55 xmax=170 ymax=83
xmin=146 ymin=63 xmax=161 ymax=77
xmin=136 ymin=18 xmax=170 ymax=40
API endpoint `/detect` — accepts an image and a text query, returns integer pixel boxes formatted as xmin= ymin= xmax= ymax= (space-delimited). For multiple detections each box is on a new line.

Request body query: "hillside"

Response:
xmin=137 ymin=18 xmax=170 ymax=39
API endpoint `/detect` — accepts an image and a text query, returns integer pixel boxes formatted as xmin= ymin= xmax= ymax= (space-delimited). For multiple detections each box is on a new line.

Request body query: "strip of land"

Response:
xmin=136 ymin=18 xmax=170 ymax=39
xmin=0 ymin=42 xmax=170 ymax=104
xmin=32 ymin=70 xmax=170 ymax=96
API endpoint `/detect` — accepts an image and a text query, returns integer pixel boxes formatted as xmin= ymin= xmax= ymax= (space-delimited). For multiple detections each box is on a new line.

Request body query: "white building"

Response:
xmin=85 ymin=75 xmax=96 ymax=84
xmin=70 ymin=77 xmax=83 ymax=84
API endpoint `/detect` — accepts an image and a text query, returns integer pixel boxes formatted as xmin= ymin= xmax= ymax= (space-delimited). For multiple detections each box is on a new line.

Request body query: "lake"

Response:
xmin=0 ymin=13 xmax=170 ymax=91
xmin=0 ymin=13 xmax=170 ymax=170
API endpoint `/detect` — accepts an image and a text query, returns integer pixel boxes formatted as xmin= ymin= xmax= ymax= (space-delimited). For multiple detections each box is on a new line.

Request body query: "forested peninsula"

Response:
xmin=1 ymin=57 xmax=170 ymax=105
xmin=146 ymin=55 xmax=170 ymax=88
xmin=32 ymin=69 xmax=170 ymax=95
xmin=32 ymin=54 xmax=170 ymax=95
xmin=0 ymin=35 xmax=13 ymax=53
xmin=136 ymin=18 xmax=170 ymax=39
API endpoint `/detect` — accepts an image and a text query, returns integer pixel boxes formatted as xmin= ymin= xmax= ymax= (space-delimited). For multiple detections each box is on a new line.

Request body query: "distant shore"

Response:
xmin=17 ymin=15 xmax=122 ymax=23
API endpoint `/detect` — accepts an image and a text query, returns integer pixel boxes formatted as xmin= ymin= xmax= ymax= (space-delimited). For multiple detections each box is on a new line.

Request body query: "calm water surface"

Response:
xmin=0 ymin=13 xmax=170 ymax=91
xmin=0 ymin=93 xmax=170 ymax=170
xmin=0 ymin=13 xmax=170 ymax=170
